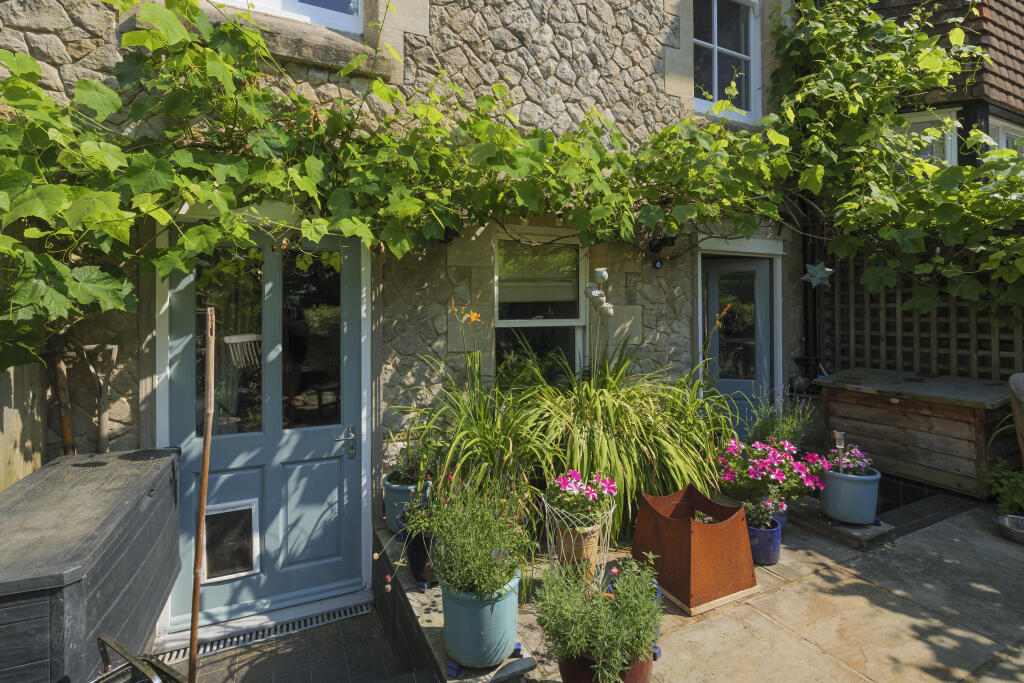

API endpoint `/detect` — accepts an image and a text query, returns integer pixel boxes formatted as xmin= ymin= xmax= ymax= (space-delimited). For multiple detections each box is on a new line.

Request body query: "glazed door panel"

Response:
xmin=704 ymin=257 xmax=772 ymax=435
xmin=167 ymin=240 xmax=363 ymax=630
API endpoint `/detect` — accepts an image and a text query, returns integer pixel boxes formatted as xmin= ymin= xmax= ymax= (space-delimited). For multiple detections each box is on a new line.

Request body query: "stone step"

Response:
xmin=786 ymin=496 xmax=895 ymax=550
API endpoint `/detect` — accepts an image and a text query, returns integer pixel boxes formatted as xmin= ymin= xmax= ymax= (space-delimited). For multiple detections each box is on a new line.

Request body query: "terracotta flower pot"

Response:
xmin=553 ymin=520 xmax=601 ymax=569
xmin=558 ymin=653 xmax=654 ymax=683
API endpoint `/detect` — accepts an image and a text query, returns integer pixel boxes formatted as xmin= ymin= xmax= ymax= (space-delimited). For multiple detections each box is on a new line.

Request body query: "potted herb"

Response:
xmin=536 ymin=558 xmax=662 ymax=683
xmin=743 ymin=500 xmax=783 ymax=566
xmin=989 ymin=461 xmax=1024 ymax=545
xmin=819 ymin=435 xmax=879 ymax=525
xmin=410 ymin=488 xmax=535 ymax=668
xmin=544 ymin=471 xmax=617 ymax=570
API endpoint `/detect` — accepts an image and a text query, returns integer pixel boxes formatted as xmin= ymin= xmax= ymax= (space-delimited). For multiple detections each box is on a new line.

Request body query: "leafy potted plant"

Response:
xmin=819 ymin=438 xmax=879 ymax=525
xmin=409 ymin=487 xmax=535 ymax=668
xmin=989 ymin=461 xmax=1024 ymax=545
xmin=383 ymin=447 xmax=429 ymax=533
xmin=544 ymin=471 xmax=617 ymax=571
xmin=743 ymin=500 xmax=783 ymax=566
xmin=536 ymin=558 xmax=662 ymax=683
xmin=717 ymin=438 xmax=824 ymax=531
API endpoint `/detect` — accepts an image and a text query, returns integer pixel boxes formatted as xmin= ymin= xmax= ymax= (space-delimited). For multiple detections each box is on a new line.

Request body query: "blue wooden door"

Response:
xmin=166 ymin=239 xmax=364 ymax=630
xmin=704 ymin=257 xmax=772 ymax=436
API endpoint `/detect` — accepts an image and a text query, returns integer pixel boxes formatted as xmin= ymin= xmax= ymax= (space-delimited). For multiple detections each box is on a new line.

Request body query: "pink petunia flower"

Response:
xmin=726 ymin=439 xmax=741 ymax=455
xmin=610 ymin=567 xmax=620 ymax=576
xmin=555 ymin=475 xmax=571 ymax=491
xmin=722 ymin=467 xmax=737 ymax=483
xmin=792 ymin=462 xmax=808 ymax=476
xmin=600 ymin=478 xmax=617 ymax=495
xmin=568 ymin=469 xmax=582 ymax=481
xmin=749 ymin=465 xmax=763 ymax=480
xmin=804 ymin=452 xmax=819 ymax=465
xmin=778 ymin=500 xmax=788 ymax=512
xmin=583 ymin=486 xmax=598 ymax=501
xmin=820 ymin=460 xmax=833 ymax=471
xmin=566 ymin=480 xmax=583 ymax=494
xmin=770 ymin=468 xmax=785 ymax=482
xmin=780 ymin=440 xmax=797 ymax=454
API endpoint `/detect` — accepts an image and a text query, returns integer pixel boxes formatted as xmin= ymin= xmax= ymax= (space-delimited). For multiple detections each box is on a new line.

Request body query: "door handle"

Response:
xmin=335 ymin=426 xmax=357 ymax=458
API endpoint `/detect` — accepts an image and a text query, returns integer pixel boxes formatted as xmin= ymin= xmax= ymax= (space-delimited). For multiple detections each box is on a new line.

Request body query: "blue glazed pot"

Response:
xmin=821 ymin=467 xmax=880 ymax=525
xmin=747 ymin=519 xmax=781 ymax=566
xmin=441 ymin=571 xmax=521 ymax=668
xmin=383 ymin=473 xmax=419 ymax=533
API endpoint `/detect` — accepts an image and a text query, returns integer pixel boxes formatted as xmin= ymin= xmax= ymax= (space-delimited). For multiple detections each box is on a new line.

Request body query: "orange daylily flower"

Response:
xmin=468 ymin=311 xmax=481 ymax=323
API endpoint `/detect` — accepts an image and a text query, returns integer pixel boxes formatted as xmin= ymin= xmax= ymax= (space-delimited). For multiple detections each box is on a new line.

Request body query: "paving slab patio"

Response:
xmin=522 ymin=503 xmax=1024 ymax=682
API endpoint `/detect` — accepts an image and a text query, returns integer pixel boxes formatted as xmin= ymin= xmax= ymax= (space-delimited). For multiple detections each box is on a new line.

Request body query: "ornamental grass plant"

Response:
xmin=536 ymin=557 xmax=662 ymax=683
xmin=522 ymin=351 xmax=734 ymax=537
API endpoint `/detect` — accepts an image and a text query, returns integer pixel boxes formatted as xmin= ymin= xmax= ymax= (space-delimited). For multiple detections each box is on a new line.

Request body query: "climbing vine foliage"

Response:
xmin=0 ymin=0 xmax=1020 ymax=369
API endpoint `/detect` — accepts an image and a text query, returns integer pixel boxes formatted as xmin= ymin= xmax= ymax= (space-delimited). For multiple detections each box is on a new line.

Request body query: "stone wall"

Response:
xmin=0 ymin=363 xmax=47 ymax=492
xmin=0 ymin=0 xmax=119 ymax=101
xmin=404 ymin=0 xmax=686 ymax=146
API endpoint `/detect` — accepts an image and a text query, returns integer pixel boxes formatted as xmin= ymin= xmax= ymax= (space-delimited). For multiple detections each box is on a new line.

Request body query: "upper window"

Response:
xmin=495 ymin=237 xmax=585 ymax=375
xmin=904 ymin=109 xmax=959 ymax=165
xmin=222 ymin=0 xmax=361 ymax=34
xmin=990 ymin=117 xmax=1024 ymax=154
xmin=693 ymin=0 xmax=761 ymax=124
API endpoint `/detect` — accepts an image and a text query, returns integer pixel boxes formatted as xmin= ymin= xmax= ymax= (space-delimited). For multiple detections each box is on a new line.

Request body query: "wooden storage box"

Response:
xmin=815 ymin=370 xmax=1020 ymax=498
xmin=0 ymin=449 xmax=180 ymax=682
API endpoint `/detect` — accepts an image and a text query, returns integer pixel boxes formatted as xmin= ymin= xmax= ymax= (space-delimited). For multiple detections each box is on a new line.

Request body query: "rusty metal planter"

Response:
xmin=631 ymin=486 xmax=758 ymax=616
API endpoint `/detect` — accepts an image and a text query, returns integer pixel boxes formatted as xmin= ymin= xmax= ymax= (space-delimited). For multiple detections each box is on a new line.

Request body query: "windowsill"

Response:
xmin=197 ymin=1 xmax=393 ymax=80
xmin=694 ymin=99 xmax=761 ymax=129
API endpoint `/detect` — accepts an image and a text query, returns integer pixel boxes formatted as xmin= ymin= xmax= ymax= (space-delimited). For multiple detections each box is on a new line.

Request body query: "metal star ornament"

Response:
xmin=802 ymin=262 xmax=834 ymax=289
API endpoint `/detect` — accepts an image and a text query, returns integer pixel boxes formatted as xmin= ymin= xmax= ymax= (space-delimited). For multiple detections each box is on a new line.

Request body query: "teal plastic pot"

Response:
xmin=383 ymin=474 xmax=419 ymax=533
xmin=441 ymin=570 xmax=521 ymax=668
xmin=821 ymin=467 xmax=880 ymax=525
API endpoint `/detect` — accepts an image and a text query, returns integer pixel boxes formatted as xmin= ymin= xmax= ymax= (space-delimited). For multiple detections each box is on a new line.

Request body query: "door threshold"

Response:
xmin=152 ymin=589 xmax=372 ymax=663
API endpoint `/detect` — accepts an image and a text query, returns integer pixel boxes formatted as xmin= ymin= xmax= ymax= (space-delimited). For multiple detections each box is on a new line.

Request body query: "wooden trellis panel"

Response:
xmin=823 ymin=260 xmax=1024 ymax=381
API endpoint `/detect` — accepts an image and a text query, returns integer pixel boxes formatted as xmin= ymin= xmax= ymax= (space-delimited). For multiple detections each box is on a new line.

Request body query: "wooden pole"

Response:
xmin=188 ymin=307 xmax=216 ymax=683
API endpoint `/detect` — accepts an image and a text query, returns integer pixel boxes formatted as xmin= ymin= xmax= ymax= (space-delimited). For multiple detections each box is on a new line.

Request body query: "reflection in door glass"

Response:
xmin=717 ymin=271 xmax=757 ymax=380
xmin=283 ymin=251 xmax=342 ymax=428
xmin=196 ymin=247 xmax=263 ymax=434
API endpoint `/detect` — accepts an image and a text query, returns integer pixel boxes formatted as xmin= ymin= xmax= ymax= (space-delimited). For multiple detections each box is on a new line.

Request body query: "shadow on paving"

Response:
xmin=636 ymin=503 xmax=1024 ymax=683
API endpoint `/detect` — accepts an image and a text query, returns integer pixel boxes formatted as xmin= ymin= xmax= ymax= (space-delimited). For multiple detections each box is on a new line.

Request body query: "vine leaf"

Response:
xmin=65 ymin=191 xmax=133 ymax=243
xmin=139 ymin=3 xmax=191 ymax=45
xmin=4 ymin=185 xmax=68 ymax=227
xmin=73 ymin=80 xmax=121 ymax=122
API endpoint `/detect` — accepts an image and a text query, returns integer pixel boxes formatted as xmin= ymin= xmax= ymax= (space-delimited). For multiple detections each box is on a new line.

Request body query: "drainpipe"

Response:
xmin=801 ymin=227 xmax=820 ymax=385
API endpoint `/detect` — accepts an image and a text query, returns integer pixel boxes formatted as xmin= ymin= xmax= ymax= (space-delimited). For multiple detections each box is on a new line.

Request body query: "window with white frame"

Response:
xmin=495 ymin=237 xmax=586 ymax=374
xmin=220 ymin=0 xmax=360 ymax=34
xmin=693 ymin=0 xmax=761 ymax=123
xmin=903 ymin=109 xmax=959 ymax=165
xmin=990 ymin=117 xmax=1024 ymax=154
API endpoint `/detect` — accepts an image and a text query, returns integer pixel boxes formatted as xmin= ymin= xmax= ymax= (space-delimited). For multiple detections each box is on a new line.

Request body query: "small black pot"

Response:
xmin=398 ymin=510 xmax=435 ymax=583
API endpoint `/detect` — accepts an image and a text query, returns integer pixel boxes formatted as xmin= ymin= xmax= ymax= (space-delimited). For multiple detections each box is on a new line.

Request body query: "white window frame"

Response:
xmin=903 ymin=108 xmax=959 ymax=165
xmin=990 ymin=116 xmax=1024 ymax=153
xmin=693 ymin=0 xmax=762 ymax=125
xmin=220 ymin=0 xmax=361 ymax=35
xmin=201 ymin=498 xmax=262 ymax=584
xmin=494 ymin=228 xmax=588 ymax=374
